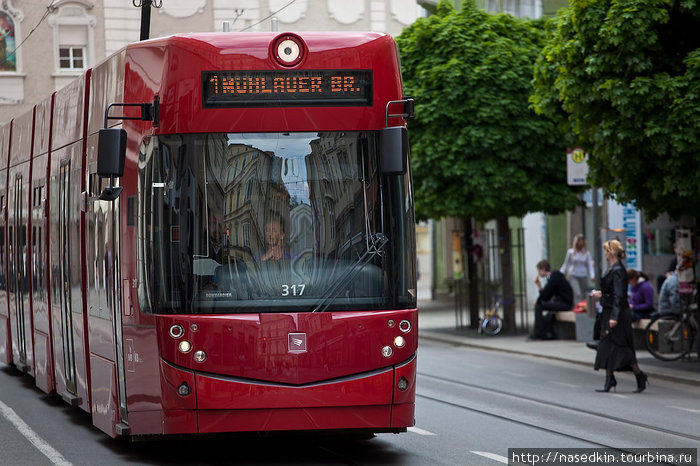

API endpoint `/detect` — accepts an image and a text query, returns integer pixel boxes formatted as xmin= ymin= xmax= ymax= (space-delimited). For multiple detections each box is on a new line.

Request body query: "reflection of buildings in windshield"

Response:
xmin=306 ymin=132 xmax=379 ymax=261
xmin=221 ymin=133 xmax=378 ymax=268
xmin=223 ymin=143 xmax=290 ymax=263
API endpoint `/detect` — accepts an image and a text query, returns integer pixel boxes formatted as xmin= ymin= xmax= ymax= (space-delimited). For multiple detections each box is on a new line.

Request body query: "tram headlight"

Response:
xmin=277 ymin=39 xmax=300 ymax=64
xmin=381 ymin=345 xmax=393 ymax=358
xmin=178 ymin=340 xmax=192 ymax=353
xmin=387 ymin=319 xmax=395 ymax=328
xmin=394 ymin=335 xmax=405 ymax=348
xmin=273 ymin=34 xmax=305 ymax=67
xmin=193 ymin=350 xmax=206 ymax=363
xmin=399 ymin=320 xmax=411 ymax=333
xmin=190 ymin=323 xmax=199 ymax=332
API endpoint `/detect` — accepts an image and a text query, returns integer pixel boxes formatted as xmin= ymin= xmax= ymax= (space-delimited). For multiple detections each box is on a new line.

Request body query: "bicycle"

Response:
xmin=478 ymin=296 xmax=505 ymax=336
xmin=644 ymin=300 xmax=698 ymax=362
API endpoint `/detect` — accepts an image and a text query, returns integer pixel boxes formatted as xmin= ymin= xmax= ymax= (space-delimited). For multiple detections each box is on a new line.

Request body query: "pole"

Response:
xmin=140 ymin=0 xmax=152 ymax=41
xmin=592 ymin=188 xmax=601 ymax=288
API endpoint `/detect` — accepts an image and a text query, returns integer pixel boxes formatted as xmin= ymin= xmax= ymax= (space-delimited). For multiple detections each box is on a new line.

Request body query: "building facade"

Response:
xmin=1 ymin=0 xmax=424 ymax=124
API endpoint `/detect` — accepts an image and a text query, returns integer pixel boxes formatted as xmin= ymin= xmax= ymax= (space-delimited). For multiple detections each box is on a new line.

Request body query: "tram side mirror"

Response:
xmin=97 ymin=128 xmax=127 ymax=178
xmin=97 ymin=128 xmax=127 ymax=201
xmin=380 ymin=126 xmax=408 ymax=175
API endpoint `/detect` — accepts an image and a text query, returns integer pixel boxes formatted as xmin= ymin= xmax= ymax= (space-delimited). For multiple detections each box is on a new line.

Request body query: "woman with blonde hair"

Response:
xmin=560 ymin=234 xmax=594 ymax=303
xmin=590 ymin=240 xmax=647 ymax=393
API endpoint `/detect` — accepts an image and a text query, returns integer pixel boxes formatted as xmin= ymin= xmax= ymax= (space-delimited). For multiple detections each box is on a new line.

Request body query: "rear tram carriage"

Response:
xmin=0 ymin=31 xmax=417 ymax=438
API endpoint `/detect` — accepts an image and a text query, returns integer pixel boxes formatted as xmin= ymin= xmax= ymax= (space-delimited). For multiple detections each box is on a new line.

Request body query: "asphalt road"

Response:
xmin=1 ymin=340 xmax=698 ymax=465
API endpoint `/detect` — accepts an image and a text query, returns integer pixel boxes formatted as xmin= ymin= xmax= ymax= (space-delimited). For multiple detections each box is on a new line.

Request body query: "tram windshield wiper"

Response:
xmin=311 ymin=233 xmax=388 ymax=313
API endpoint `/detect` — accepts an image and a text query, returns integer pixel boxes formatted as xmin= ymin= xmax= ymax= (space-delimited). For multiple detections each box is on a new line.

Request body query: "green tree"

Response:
xmin=397 ymin=0 xmax=580 ymax=333
xmin=531 ymin=0 xmax=700 ymax=219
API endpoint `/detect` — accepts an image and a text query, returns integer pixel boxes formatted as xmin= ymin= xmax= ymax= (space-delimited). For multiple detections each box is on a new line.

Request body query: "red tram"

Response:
xmin=0 ymin=32 xmax=417 ymax=438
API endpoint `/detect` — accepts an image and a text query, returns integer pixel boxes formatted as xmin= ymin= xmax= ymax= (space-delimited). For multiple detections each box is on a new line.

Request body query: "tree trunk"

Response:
xmin=463 ymin=217 xmax=480 ymax=329
xmin=496 ymin=215 xmax=516 ymax=334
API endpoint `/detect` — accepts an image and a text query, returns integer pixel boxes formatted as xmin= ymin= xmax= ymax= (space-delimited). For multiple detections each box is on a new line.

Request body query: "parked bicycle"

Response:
xmin=478 ymin=295 xmax=508 ymax=336
xmin=644 ymin=295 xmax=698 ymax=362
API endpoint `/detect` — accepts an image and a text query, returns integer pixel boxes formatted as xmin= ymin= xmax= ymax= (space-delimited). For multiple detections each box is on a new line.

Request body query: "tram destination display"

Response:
xmin=202 ymin=70 xmax=372 ymax=107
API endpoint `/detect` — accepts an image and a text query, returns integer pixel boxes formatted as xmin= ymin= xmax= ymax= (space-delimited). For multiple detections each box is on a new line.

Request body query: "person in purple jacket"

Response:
xmin=627 ymin=269 xmax=654 ymax=322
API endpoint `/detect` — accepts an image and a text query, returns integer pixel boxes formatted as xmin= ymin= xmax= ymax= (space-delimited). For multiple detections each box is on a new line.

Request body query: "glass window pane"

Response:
xmin=139 ymin=132 xmax=400 ymax=314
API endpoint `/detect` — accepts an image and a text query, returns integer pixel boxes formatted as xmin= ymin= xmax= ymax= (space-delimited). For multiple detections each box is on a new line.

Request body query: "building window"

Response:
xmin=242 ymin=222 xmax=250 ymax=247
xmin=59 ymin=46 xmax=85 ymax=70
xmin=48 ymin=1 xmax=96 ymax=85
xmin=0 ymin=11 xmax=18 ymax=72
xmin=0 ymin=2 xmax=24 ymax=105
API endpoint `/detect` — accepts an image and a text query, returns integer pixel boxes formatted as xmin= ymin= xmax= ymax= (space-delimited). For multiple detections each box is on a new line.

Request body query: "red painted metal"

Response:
xmin=156 ymin=310 xmax=417 ymax=384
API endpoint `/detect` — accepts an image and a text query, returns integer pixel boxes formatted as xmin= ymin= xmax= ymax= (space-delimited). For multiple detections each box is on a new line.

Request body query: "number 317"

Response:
xmin=282 ymin=284 xmax=306 ymax=296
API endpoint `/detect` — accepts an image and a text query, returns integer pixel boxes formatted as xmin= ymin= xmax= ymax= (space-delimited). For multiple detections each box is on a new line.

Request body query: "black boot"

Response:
xmin=634 ymin=371 xmax=648 ymax=393
xmin=595 ymin=374 xmax=617 ymax=392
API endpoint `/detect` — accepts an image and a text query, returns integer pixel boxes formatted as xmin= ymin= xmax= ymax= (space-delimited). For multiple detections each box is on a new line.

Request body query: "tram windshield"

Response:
xmin=137 ymin=131 xmax=416 ymax=314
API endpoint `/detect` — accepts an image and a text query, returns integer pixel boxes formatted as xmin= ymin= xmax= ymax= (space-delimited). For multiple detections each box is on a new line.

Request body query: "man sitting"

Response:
xmin=530 ymin=259 xmax=574 ymax=340
xmin=657 ymin=268 xmax=680 ymax=315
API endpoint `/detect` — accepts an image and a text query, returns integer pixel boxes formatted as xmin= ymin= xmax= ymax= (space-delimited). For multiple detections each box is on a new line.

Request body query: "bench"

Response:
xmin=554 ymin=310 xmax=651 ymax=343
xmin=553 ymin=311 xmax=576 ymax=339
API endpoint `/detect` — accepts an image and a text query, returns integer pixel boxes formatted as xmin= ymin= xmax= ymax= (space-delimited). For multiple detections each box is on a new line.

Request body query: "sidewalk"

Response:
xmin=418 ymin=296 xmax=700 ymax=387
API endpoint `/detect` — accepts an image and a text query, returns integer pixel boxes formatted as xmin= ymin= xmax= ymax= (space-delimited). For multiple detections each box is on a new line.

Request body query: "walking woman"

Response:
xmin=590 ymin=240 xmax=648 ymax=393
xmin=560 ymin=234 xmax=594 ymax=303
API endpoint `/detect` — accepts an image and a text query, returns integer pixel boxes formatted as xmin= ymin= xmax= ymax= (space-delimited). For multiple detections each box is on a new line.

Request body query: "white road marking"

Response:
xmin=471 ymin=451 xmax=509 ymax=464
xmin=501 ymin=371 xmax=527 ymax=377
xmin=0 ymin=400 xmax=72 ymax=466
xmin=668 ymin=405 xmax=700 ymax=414
xmin=550 ymin=381 xmax=580 ymax=388
xmin=408 ymin=426 xmax=437 ymax=436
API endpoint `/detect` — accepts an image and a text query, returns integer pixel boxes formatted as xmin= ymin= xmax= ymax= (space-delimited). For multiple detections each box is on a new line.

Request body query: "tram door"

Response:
xmin=10 ymin=176 xmax=29 ymax=370
xmin=110 ymin=193 xmax=127 ymax=427
xmin=88 ymin=166 xmax=128 ymax=430
xmin=58 ymin=162 xmax=78 ymax=397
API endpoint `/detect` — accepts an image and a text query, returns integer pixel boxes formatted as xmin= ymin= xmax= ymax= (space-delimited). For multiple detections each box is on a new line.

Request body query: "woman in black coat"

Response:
xmin=591 ymin=240 xmax=647 ymax=393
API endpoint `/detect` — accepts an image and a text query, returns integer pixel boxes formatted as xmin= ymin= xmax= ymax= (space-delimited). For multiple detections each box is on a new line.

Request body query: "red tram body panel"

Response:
xmin=0 ymin=32 xmax=417 ymax=439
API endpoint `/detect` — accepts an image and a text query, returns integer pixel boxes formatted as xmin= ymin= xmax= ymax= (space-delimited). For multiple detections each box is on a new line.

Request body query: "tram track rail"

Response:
xmin=417 ymin=372 xmax=700 ymax=445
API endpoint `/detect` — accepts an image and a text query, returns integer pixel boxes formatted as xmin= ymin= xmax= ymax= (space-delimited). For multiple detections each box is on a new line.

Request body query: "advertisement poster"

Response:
xmin=607 ymin=200 xmax=642 ymax=271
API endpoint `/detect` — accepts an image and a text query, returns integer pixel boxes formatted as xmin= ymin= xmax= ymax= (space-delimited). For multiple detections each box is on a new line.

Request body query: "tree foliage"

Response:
xmin=396 ymin=0 xmax=581 ymax=222
xmin=531 ymin=0 xmax=700 ymax=219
